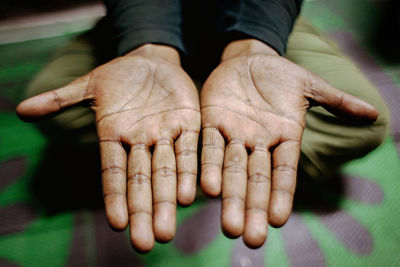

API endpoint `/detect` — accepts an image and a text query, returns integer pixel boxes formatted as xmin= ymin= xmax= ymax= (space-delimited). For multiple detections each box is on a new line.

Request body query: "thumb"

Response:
xmin=307 ymin=72 xmax=379 ymax=123
xmin=16 ymin=74 xmax=92 ymax=122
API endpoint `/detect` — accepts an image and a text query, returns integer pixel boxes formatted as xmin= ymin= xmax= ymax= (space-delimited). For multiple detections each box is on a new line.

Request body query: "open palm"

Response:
xmin=200 ymin=54 xmax=378 ymax=248
xmin=17 ymin=54 xmax=201 ymax=252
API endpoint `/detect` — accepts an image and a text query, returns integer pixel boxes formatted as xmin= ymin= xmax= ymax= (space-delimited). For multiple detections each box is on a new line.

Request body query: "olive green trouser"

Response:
xmin=26 ymin=17 xmax=390 ymax=180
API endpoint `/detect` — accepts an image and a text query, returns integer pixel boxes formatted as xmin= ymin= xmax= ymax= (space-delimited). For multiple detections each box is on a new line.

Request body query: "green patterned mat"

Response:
xmin=0 ymin=0 xmax=399 ymax=266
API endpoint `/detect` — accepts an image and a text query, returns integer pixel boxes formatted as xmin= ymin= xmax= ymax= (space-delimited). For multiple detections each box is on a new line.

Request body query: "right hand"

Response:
xmin=200 ymin=39 xmax=378 ymax=248
xmin=16 ymin=44 xmax=201 ymax=252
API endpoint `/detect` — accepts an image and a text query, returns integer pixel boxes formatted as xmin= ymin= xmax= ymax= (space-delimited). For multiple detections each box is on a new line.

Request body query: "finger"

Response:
xmin=308 ymin=72 xmax=378 ymax=123
xmin=175 ymin=130 xmax=199 ymax=206
xmin=221 ymin=140 xmax=247 ymax=238
xmin=127 ymin=144 xmax=154 ymax=253
xmin=152 ymin=138 xmax=177 ymax=242
xmin=243 ymin=146 xmax=271 ymax=248
xmin=200 ymin=127 xmax=225 ymax=196
xmin=100 ymin=140 xmax=128 ymax=230
xmin=16 ymin=74 xmax=91 ymax=122
xmin=269 ymin=140 xmax=300 ymax=227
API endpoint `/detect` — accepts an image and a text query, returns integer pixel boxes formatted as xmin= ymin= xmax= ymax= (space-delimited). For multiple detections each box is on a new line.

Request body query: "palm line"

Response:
xmin=96 ymin=91 xmax=174 ymax=123
xmin=201 ymin=105 xmax=274 ymax=139
xmin=126 ymin=107 xmax=200 ymax=131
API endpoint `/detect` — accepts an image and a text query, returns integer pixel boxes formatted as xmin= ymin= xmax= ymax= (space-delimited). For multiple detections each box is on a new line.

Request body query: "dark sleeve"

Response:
xmin=220 ymin=0 xmax=303 ymax=55
xmin=104 ymin=0 xmax=185 ymax=56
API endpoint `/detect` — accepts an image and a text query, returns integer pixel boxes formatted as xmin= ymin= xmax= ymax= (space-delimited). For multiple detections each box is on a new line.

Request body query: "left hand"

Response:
xmin=200 ymin=39 xmax=378 ymax=248
xmin=16 ymin=44 xmax=201 ymax=252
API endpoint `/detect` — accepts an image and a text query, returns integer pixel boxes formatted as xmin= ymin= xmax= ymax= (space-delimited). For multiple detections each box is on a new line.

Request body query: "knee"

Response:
xmin=300 ymin=98 xmax=390 ymax=180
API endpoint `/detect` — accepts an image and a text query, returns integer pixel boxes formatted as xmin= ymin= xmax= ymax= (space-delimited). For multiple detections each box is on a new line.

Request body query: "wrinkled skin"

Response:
xmin=16 ymin=41 xmax=378 ymax=252
xmin=200 ymin=54 xmax=378 ymax=248
xmin=17 ymin=51 xmax=201 ymax=252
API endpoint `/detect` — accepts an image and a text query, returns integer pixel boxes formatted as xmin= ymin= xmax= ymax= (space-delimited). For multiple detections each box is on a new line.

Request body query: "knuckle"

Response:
xmin=157 ymin=138 xmax=172 ymax=146
xmin=153 ymin=200 xmax=176 ymax=207
xmin=223 ymin=163 xmax=246 ymax=174
xmin=129 ymin=210 xmax=152 ymax=216
xmin=127 ymin=173 xmax=151 ymax=184
xmin=51 ymin=90 xmax=62 ymax=110
xmin=202 ymin=144 xmax=224 ymax=151
xmin=248 ymin=172 xmax=271 ymax=183
xmin=176 ymin=149 xmax=196 ymax=157
xmin=245 ymin=207 xmax=267 ymax=214
xmin=178 ymin=170 xmax=197 ymax=177
xmin=102 ymin=166 xmax=125 ymax=175
xmin=201 ymin=162 xmax=221 ymax=168
xmin=103 ymin=191 xmax=124 ymax=199
xmin=223 ymin=195 xmax=245 ymax=204
xmin=252 ymin=145 xmax=268 ymax=153
xmin=132 ymin=143 xmax=147 ymax=151
xmin=273 ymin=164 xmax=297 ymax=174
xmin=229 ymin=139 xmax=244 ymax=146
xmin=153 ymin=166 xmax=176 ymax=177
xmin=334 ymin=93 xmax=345 ymax=109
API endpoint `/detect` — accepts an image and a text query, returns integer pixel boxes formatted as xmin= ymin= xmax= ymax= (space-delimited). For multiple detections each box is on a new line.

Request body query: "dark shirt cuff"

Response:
xmin=223 ymin=27 xmax=286 ymax=56
xmin=116 ymin=28 xmax=186 ymax=56
xmin=104 ymin=0 xmax=185 ymax=57
xmin=220 ymin=0 xmax=302 ymax=56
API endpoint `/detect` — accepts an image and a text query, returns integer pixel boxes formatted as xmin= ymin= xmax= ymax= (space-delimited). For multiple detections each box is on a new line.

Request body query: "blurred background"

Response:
xmin=0 ymin=0 xmax=399 ymax=266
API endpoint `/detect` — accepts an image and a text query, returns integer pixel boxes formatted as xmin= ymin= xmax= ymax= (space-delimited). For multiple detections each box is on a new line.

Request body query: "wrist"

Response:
xmin=221 ymin=39 xmax=279 ymax=62
xmin=126 ymin=44 xmax=181 ymax=66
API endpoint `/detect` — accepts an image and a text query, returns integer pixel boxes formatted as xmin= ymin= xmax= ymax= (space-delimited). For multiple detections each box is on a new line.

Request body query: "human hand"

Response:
xmin=16 ymin=44 xmax=201 ymax=252
xmin=200 ymin=40 xmax=378 ymax=248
